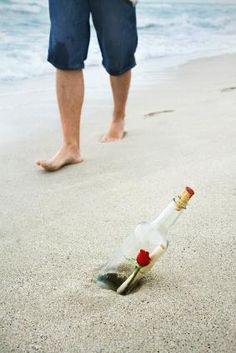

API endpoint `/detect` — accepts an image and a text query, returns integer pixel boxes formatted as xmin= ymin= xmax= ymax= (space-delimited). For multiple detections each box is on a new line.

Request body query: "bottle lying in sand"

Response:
xmin=97 ymin=187 xmax=195 ymax=295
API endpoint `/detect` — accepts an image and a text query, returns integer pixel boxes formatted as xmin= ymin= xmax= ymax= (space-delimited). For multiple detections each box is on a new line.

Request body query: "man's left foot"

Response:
xmin=100 ymin=120 xmax=126 ymax=143
xmin=36 ymin=144 xmax=82 ymax=172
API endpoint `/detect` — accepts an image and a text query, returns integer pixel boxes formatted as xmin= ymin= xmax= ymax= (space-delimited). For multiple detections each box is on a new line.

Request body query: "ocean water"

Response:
xmin=1 ymin=0 xmax=236 ymax=81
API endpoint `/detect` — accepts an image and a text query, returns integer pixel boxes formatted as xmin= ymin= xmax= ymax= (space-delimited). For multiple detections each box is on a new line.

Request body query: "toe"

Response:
xmin=100 ymin=135 xmax=108 ymax=143
xmin=37 ymin=160 xmax=53 ymax=171
xmin=42 ymin=162 xmax=57 ymax=171
xmin=101 ymin=136 xmax=114 ymax=143
xmin=100 ymin=132 xmax=126 ymax=143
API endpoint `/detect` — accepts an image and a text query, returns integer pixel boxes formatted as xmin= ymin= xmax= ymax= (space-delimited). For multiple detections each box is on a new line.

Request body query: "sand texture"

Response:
xmin=0 ymin=54 xmax=236 ymax=353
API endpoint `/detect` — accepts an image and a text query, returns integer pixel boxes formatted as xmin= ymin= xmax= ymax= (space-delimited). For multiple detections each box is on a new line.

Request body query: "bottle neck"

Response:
xmin=151 ymin=199 xmax=184 ymax=232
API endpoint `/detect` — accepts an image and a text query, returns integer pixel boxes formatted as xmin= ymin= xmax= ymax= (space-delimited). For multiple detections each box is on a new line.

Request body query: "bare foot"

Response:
xmin=36 ymin=144 xmax=82 ymax=171
xmin=100 ymin=120 xmax=126 ymax=143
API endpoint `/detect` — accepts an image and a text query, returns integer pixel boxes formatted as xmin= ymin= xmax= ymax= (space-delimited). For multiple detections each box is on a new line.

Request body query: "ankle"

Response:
xmin=112 ymin=112 xmax=125 ymax=123
xmin=63 ymin=141 xmax=80 ymax=152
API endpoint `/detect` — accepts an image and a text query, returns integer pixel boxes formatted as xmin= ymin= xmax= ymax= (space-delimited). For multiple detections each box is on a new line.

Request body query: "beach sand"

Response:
xmin=0 ymin=54 xmax=236 ymax=353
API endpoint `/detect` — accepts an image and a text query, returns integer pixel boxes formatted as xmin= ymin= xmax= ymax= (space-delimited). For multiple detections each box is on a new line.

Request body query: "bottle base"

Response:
xmin=97 ymin=272 xmax=127 ymax=291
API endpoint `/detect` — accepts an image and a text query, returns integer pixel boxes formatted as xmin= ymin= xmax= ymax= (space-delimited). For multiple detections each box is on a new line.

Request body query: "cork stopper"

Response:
xmin=175 ymin=186 xmax=194 ymax=211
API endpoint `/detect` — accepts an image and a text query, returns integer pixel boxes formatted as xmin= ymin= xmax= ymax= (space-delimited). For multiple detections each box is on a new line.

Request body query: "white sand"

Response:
xmin=0 ymin=54 xmax=236 ymax=353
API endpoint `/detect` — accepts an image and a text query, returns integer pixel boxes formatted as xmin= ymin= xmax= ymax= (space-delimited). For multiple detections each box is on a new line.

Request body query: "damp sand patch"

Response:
xmin=221 ymin=86 xmax=236 ymax=92
xmin=144 ymin=110 xmax=175 ymax=118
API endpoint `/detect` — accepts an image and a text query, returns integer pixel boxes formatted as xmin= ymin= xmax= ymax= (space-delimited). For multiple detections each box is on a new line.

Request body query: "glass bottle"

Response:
xmin=97 ymin=187 xmax=194 ymax=294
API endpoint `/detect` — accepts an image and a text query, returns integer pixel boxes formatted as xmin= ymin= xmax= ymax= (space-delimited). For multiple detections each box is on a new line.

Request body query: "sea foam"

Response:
xmin=1 ymin=0 xmax=236 ymax=81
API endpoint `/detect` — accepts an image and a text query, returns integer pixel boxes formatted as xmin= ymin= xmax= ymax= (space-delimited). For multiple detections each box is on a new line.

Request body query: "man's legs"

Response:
xmin=37 ymin=69 xmax=83 ymax=171
xmin=37 ymin=0 xmax=90 ymax=170
xmin=90 ymin=0 xmax=138 ymax=143
xmin=101 ymin=70 xmax=131 ymax=142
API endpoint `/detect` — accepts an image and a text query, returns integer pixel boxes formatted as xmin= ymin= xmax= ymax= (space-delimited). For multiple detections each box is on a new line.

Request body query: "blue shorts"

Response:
xmin=48 ymin=0 xmax=138 ymax=76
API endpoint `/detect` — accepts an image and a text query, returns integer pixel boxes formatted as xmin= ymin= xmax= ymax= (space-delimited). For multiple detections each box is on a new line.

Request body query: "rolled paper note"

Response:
xmin=117 ymin=243 xmax=168 ymax=295
xmin=116 ymin=270 xmax=143 ymax=295
xmin=149 ymin=242 xmax=168 ymax=267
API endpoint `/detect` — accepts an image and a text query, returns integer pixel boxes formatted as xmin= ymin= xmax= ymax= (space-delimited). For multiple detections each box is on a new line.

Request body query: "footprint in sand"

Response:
xmin=221 ymin=86 xmax=236 ymax=92
xmin=144 ymin=110 xmax=175 ymax=118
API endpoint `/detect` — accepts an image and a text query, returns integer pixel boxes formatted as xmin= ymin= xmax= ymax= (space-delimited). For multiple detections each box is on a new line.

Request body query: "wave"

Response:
xmin=1 ymin=0 xmax=236 ymax=81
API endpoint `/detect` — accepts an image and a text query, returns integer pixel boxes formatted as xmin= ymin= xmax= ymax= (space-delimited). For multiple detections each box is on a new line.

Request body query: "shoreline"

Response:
xmin=1 ymin=52 xmax=235 ymax=148
xmin=1 ymin=48 xmax=236 ymax=89
xmin=1 ymin=50 xmax=236 ymax=93
xmin=1 ymin=52 xmax=236 ymax=353
xmin=0 ymin=54 xmax=164 ymax=147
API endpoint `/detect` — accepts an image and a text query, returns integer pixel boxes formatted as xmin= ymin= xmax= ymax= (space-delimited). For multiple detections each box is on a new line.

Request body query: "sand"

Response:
xmin=0 ymin=54 xmax=236 ymax=353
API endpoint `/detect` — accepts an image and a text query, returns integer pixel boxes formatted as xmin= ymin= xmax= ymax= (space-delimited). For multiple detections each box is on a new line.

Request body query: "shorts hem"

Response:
xmin=47 ymin=58 xmax=85 ymax=71
xmin=104 ymin=61 xmax=137 ymax=76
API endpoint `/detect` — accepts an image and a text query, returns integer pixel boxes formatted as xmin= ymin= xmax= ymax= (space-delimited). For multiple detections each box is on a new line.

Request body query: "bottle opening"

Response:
xmin=186 ymin=186 xmax=194 ymax=197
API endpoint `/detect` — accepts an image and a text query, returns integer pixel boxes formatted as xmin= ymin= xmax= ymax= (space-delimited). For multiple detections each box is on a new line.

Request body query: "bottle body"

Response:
xmin=97 ymin=187 xmax=194 ymax=293
xmin=97 ymin=203 xmax=174 ymax=291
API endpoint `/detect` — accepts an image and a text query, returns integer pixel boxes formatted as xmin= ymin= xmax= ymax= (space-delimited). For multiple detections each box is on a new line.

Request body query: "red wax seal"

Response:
xmin=186 ymin=186 xmax=194 ymax=197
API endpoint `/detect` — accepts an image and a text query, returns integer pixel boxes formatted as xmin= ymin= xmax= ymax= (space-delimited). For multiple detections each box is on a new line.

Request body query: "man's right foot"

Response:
xmin=36 ymin=144 xmax=82 ymax=172
xmin=100 ymin=119 xmax=126 ymax=143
